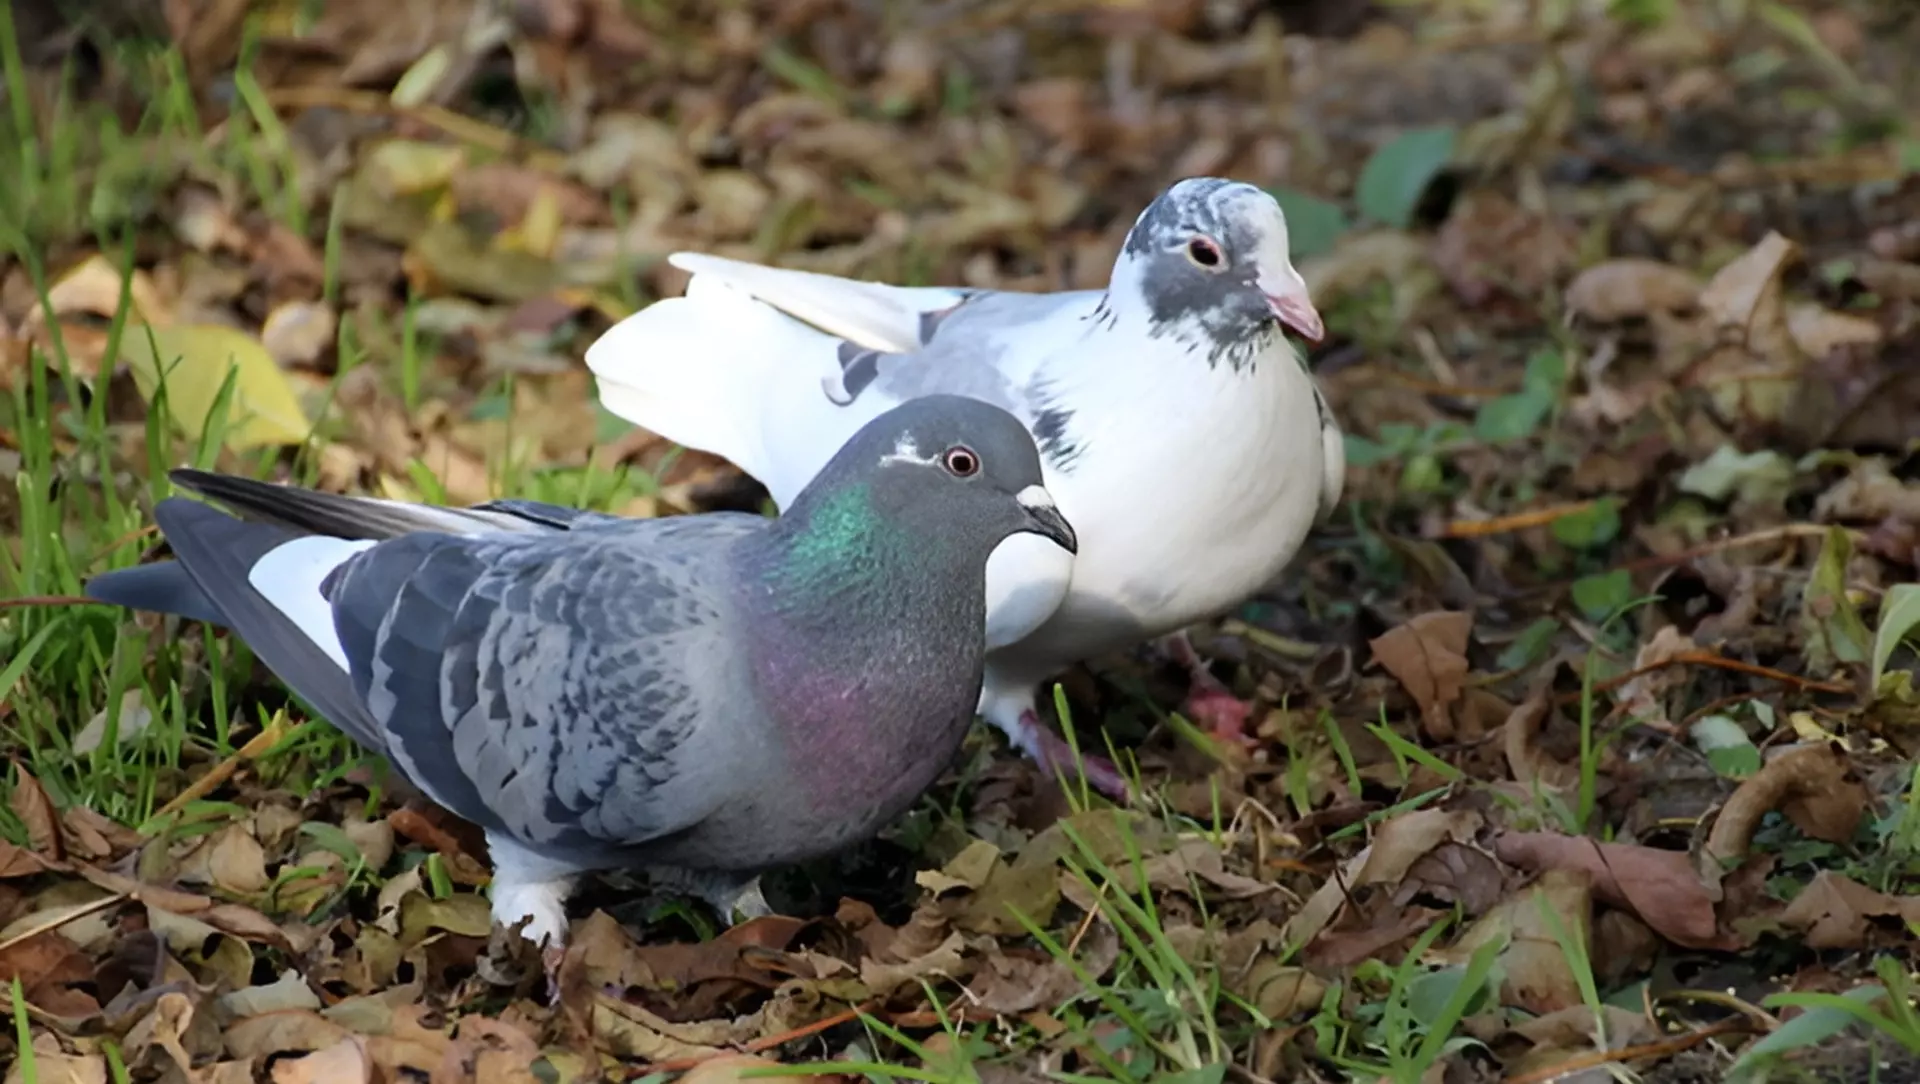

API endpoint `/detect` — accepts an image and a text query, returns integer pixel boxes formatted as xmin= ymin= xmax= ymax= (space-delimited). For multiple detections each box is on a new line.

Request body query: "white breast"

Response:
xmin=1016 ymin=343 xmax=1328 ymax=666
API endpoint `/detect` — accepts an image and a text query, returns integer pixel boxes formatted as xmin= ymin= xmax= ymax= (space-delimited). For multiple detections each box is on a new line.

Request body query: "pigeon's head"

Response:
xmin=1111 ymin=177 xmax=1323 ymax=366
xmin=804 ymin=395 xmax=1077 ymax=557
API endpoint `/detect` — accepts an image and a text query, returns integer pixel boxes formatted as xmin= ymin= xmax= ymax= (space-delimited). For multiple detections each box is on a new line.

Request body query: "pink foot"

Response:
xmin=1017 ymin=711 xmax=1131 ymax=801
xmin=1184 ymin=686 xmax=1258 ymax=747
xmin=1165 ymin=631 xmax=1259 ymax=747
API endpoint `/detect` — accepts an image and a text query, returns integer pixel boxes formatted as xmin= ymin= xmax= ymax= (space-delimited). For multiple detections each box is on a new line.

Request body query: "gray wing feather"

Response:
xmin=846 ymin=291 xmax=1093 ymax=410
xmin=326 ymin=515 xmax=763 ymax=853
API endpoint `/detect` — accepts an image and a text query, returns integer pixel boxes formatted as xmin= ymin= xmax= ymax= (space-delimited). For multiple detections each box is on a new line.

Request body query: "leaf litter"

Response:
xmin=5 ymin=0 xmax=1920 ymax=1081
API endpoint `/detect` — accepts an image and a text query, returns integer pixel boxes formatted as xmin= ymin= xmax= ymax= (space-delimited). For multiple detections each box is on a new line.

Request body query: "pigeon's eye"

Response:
xmin=1186 ymin=237 xmax=1224 ymax=270
xmin=942 ymin=446 xmax=981 ymax=477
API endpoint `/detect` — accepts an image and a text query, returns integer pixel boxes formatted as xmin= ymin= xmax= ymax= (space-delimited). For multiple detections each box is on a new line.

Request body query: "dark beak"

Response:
xmin=1016 ymin=485 xmax=1077 ymax=554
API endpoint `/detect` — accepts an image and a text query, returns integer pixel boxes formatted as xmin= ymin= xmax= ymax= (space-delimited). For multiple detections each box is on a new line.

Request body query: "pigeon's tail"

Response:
xmin=84 ymin=498 xmax=390 ymax=753
xmin=82 ymin=561 xmax=229 ymax=627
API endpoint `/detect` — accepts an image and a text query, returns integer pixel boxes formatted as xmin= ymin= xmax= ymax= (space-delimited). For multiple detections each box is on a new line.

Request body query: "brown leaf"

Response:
xmin=9 ymin=763 xmax=64 ymax=860
xmin=1430 ymin=189 xmax=1576 ymax=308
xmin=2 ymin=1036 xmax=108 ymax=1084
xmin=60 ymin=806 xmax=142 ymax=864
xmin=1703 ymin=743 xmax=1868 ymax=871
xmin=207 ymin=823 xmax=272 ymax=894
xmin=1284 ymin=808 xmax=1483 ymax=948
xmin=261 ymin=301 xmax=338 ymax=368
xmin=0 ymin=839 xmax=59 ymax=878
xmin=1395 ymin=841 xmax=1507 ymax=914
xmin=75 ymin=864 xmax=304 ymax=952
xmin=272 ymin=1038 xmax=373 ymax=1084
xmin=1368 ymin=611 xmax=1473 ymax=740
xmin=967 ymin=921 xmax=1118 ymax=1015
xmin=223 ymin=1009 xmax=354 ymax=1061
xmin=1787 ymin=302 xmax=1882 ymax=358
xmin=1492 ymin=832 xmax=1730 ymax=950
xmin=0 ymin=930 xmax=102 ymax=1024
xmin=1564 ymin=258 xmax=1701 ymax=321
xmin=1461 ymin=869 xmax=1591 ymax=1014
xmin=1612 ymin=625 xmax=1698 ymax=731
xmin=121 ymin=990 xmax=200 ymax=1076
xmin=453 ymin=1015 xmax=546 ymax=1084
xmin=1777 ymin=871 xmax=1920 ymax=950
xmin=1691 ymin=231 xmax=1806 ymax=425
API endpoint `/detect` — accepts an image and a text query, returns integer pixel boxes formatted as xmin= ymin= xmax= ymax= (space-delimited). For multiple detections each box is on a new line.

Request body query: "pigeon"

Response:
xmin=585 ymin=176 xmax=1343 ymax=798
xmin=83 ymin=395 xmax=1077 ymax=981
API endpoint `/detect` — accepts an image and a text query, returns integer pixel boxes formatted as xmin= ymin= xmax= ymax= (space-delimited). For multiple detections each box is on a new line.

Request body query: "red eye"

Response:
xmin=1186 ymin=237 xmax=1223 ymax=269
xmin=943 ymin=446 xmax=980 ymax=477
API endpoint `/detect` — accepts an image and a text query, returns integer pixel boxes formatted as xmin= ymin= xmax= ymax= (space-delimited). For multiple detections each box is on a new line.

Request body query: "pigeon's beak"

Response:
xmin=1258 ymin=265 xmax=1324 ymax=344
xmin=1016 ymin=485 xmax=1078 ymax=554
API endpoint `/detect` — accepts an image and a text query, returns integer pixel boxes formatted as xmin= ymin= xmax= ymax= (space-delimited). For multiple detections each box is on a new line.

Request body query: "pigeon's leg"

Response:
xmin=1020 ymin=712 xmax=1133 ymax=800
xmin=980 ymin=676 xmax=1130 ymax=801
xmin=485 ymin=832 xmax=580 ymax=1001
xmin=665 ymin=869 xmax=773 ymax=926
xmin=1162 ymin=630 xmax=1257 ymax=746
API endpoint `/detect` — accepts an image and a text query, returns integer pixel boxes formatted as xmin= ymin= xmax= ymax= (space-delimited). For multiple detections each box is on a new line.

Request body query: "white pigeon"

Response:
xmin=585 ymin=177 xmax=1343 ymax=797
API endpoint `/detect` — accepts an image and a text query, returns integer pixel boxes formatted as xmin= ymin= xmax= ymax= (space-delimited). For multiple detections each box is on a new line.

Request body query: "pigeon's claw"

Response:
xmin=1163 ymin=630 xmax=1260 ymax=748
xmin=1018 ymin=711 xmax=1132 ymax=802
xmin=1183 ymin=686 xmax=1259 ymax=748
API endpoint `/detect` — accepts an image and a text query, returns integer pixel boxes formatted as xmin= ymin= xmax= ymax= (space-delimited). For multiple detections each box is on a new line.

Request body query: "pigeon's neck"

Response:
xmin=751 ymin=482 xmax=981 ymax=631
xmin=764 ymin=483 xmax=906 ymax=593
xmin=743 ymin=483 xmax=986 ymax=807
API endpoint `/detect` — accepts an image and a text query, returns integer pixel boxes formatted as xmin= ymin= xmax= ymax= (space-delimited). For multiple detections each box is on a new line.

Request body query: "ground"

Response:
xmin=3 ymin=0 xmax=1920 ymax=1081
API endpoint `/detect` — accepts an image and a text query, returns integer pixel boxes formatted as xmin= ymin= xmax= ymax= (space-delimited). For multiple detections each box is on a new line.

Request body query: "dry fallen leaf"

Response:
xmin=270 ymin=1037 xmax=372 ymax=1084
xmin=1778 ymin=871 xmax=1920 ymax=949
xmin=2 ymin=1036 xmax=108 ymax=1084
xmin=1704 ymin=743 xmax=1869 ymax=869
xmin=120 ymin=324 xmax=315 ymax=449
xmin=261 ymin=300 xmax=339 ymax=367
xmin=1369 ymin=610 xmax=1473 ymax=740
xmin=1563 ymin=258 xmax=1701 ymax=321
xmin=8 ymin=764 xmax=64 ymax=860
xmin=1493 ymin=831 xmax=1729 ymax=949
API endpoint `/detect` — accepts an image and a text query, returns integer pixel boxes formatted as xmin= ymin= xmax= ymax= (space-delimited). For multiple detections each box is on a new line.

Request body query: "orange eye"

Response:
xmin=1186 ymin=237 xmax=1223 ymax=269
xmin=943 ymin=446 xmax=980 ymax=477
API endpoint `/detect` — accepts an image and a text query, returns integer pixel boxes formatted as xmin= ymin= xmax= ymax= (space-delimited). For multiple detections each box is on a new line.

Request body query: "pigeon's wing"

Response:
xmin=171 ymin=468 xmax=586 ymax=539
xmin=96 ymin=471 xmax=614 ymax=639
xmin=666 ymin=252 xmax=977 ymax=354
xmin=588 ymin=256 xmax=1102 ymax=507
xmin=467 ymin=499 xmax=626 ymax=531
xmin=322 ymin=522 xmax=761 ymax=854
xmin=1311 ymin=383 xmax=1345 ymax=524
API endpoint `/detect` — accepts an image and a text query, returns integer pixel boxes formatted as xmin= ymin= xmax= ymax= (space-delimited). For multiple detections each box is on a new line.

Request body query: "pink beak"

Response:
xmin=1260 ymin=271 xmax=1324 ymax=344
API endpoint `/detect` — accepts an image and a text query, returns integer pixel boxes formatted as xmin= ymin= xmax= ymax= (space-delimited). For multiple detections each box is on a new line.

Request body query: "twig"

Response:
xmin=1499 ymin=1017 xmax=1753 ymax=1084
xmin=629 ymin=1000 xmax=879 ymax=1076
xmin=145 ymin=714 xmax=300 ymax=828
xmin=1609 ymin=524 xmax=1856 ymax=575
xmin=0 ymin=595 xmax=98 ymax=610
xmin=1563 ymin=648 xmax=1854 ymax=714
xmin=0 ymin=893 xmax=127 ymax=954
xmin=1437 ymin=500 xmax=1597 ymax=539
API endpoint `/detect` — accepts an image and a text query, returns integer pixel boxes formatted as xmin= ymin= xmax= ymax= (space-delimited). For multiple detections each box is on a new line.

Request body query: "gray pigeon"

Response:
xmin=85 ymin=395 xmax=1076 ymax=975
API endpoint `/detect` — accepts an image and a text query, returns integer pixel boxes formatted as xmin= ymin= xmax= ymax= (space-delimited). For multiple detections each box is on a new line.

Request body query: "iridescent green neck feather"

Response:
xmin=764 ymin=482 xmax=906 ymax=598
